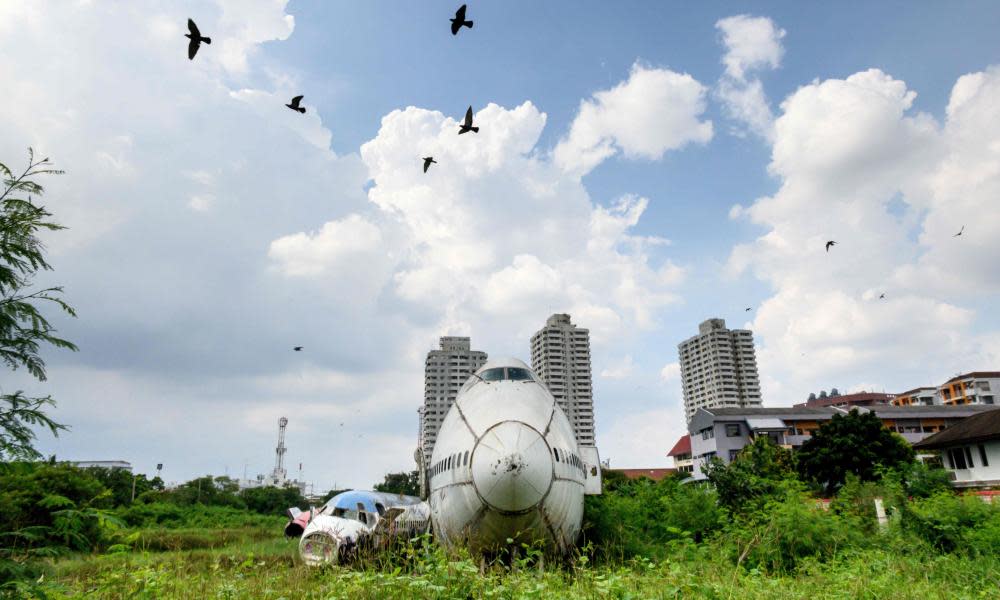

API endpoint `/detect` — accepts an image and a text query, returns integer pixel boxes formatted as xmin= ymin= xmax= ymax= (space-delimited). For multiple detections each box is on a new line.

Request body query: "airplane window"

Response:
xmin=553 ymin=448 xmax=560 ymax=462
xmin=375 ymin=503 xmax=386 ymax=516
xmin=507 ymin=367 xmax=532 ymax=381
xmin=463 ymin=451 xmax=469 ymax=466
xmin=481 ymin=368 xmax=505 ymax=381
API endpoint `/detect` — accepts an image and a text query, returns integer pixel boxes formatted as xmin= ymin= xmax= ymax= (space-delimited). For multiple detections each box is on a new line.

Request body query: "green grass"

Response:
xmin=27 ymin=527 xmax=1000 ymax=599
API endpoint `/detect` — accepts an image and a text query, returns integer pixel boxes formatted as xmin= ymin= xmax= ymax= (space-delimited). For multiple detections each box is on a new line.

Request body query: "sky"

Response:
xmin=2 ymin=1 xmax=1000 ymax=491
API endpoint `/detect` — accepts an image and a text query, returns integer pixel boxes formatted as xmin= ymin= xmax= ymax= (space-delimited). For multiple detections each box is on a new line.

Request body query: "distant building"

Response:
xmin=609 ymin=468 xmax=675 ymax=482
xmin=914 ymin=409 xmax=1000 ymax=488
xmin=678 ymin=318 xmax=761 ymax=422
xmin=530 ymin=314 xmax=596 ymax=447
xmin=667 ymin=435 xmax=693 ymax=473
xmin=70 ymin=460 xmax=132 ymax=471
xmin=420 ymin=336 xmax=488 ymax=468
xmin=687 ymin=405 xmax=999 ymax=479
xmin=796 ymin=390 xmax=895 ymax=408
xmin=892 ymin=372 xmax=1000 ymax=407
xmin=893 ymin=387 xmax=938 ymax=407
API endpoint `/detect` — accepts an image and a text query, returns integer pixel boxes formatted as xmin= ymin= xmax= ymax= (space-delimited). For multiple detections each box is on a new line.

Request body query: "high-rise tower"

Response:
xmin=420 ymin=336 xmax=488 ymax=468
xmin=530 ymin=314 xmax=595 ymax=446
xmin=678 ymin=318 xmax=761 ymax=422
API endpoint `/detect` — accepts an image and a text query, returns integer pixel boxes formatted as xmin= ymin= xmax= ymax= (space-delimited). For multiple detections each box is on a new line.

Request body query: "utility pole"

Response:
xmin=131 ymin=473 xmax=137 ymax=503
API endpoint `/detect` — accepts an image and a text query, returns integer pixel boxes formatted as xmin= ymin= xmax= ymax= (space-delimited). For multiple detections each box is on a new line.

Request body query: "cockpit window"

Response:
xmin=479 ymin=367 xmax=534 ymax=382
xmin=507 ymin=367 xmax=533 ymax=381
xmin=481 ymin=368 xmax=505 ymax=381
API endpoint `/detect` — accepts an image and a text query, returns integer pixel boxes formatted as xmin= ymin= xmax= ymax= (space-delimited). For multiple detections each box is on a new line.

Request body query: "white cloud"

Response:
xmin=659 ymin=361 xmax=680 ymax=382
xmin=715 ymin=15 xmax=786 ymax=140
xmin=600 ymin=355 xmax=635 ymax=379
xmin=268 ymin=214 xmax=383 ymax=276
xmin=728 ymin=66 xmax=1000 ymax=403
xmin=716 ymin=15 xmax=786 ymax=80
xmin=601 ymin=409 xmax=683 ymax=468
xmin=554 ymin=63 xmax=713 ymax=175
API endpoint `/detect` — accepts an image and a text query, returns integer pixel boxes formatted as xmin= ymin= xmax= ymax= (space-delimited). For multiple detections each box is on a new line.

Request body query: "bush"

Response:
xmin=115 ymin=503 xmax=284 ymax=530
xmin=704 ymin=436 xmax=797 ymax=515
xmin=904 ymin=492 xmax=1000 ymax=554
xmin=722 ymin=489 xmax=870 ymax=574
xmin=582 ymin=474 xmax=723 ymax=561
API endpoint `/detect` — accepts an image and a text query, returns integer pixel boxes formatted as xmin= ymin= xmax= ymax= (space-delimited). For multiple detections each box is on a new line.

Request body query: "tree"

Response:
xmin=0 ymin=150 xmax=76 ymax=460
xmin=84 ymin=467 xmax=162 ymax=507
xmin=239 ymin=485 xmax=308 ymax=515
xmin=704 ymin=436 xmax=797 ymax=514
xmin=796 ymin=409 xmax=914 ymax=495
xmin=373 ymin=471 xmax=420 ymax=496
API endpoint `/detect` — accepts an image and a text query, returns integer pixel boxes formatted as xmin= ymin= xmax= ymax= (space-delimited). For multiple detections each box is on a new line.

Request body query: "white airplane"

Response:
xmin=425 ymin=357 xmax=601 ymax=555
xmin=290 ymin=490 xmax=430 ymax=566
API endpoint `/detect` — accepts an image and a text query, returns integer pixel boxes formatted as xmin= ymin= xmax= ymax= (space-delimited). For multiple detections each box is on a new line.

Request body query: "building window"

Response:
xmin=726 ymin=424 xmax=741 ymax=437
xmin=729 ymin=449 xmax=741 ymax=462
xmin=949 ymin=447 xmax=968 ymax=470
xmin=978 ymin=445 xmax=989 ymax=467
xmin=701 ymin=427 xmax=715 ymax=440
xmin=965 ymin=446 xmax=975 ymax=468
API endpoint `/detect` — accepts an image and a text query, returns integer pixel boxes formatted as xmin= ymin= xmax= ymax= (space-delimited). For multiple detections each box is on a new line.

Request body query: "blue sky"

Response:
xmin=2 ymin=1 xmax=999 ymax=490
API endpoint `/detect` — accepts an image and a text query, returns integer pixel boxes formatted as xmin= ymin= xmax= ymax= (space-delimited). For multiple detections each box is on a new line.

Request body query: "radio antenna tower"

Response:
xmin=271 ymin=417 xmax=288 ymax=485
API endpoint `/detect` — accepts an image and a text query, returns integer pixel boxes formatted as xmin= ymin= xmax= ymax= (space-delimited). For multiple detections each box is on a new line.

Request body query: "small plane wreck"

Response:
xmin=286 ymin=490 xmax=430 ymax=566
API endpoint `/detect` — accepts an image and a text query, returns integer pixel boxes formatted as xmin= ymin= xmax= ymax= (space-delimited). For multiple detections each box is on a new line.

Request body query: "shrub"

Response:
xmin=704 ymin=436 xmax=797 ymax=515
xmin=722 ymin=489 xmax=870 ymax=574
xmin=582 ymin=474 xmax=723 ymax=561
xmin=904 ymin=492 xmax=1000 ymax=554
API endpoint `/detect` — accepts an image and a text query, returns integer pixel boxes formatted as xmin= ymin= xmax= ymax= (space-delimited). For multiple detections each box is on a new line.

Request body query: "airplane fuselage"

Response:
xmin=427 ymin=358 xmax=590 ymax=554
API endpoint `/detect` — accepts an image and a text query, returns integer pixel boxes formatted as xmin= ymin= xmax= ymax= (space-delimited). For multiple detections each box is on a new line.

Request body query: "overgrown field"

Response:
xmin=5 ymin=447 xmax=1000 ymax=598
xmin=28 ymin=530 xmax=1000 ymax=599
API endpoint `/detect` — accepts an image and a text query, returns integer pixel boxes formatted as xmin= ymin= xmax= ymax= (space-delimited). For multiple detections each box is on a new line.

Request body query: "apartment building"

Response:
xmin=678 ymin=318 xmax=762 ymax=422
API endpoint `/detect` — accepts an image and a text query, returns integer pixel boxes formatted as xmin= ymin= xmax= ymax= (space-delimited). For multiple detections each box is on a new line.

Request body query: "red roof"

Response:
xmin=667 ymin=434 xmax=691 ymax=457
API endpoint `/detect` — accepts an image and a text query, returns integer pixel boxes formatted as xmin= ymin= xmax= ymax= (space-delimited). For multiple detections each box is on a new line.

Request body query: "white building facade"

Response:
xmin=530 ymin=314 xmax=596 ymax=447
xmin=678 ymin=318 xmax=762 ymax=423
xmin=420 ymin=336 xmax=488 ymax=468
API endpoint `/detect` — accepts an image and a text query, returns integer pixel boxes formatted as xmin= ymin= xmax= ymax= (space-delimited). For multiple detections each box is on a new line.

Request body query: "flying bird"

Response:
xmin=450 ymin=4 xmax=473 ymax=35
xmin=745 ymin=307 xmax=752 ymax=312
xmin=458 ymin=106 xmax=479 ymax=134
xmin=186 ymin=19 xmax=211 ymax=60
xmin=286 ymin=96 xmax=306 ymax=114
xmin=293 ymin=346 xmax=303 ymax=351
xmin=825 ymin=240 xmax=836 ymax=252
xmin=423 ymin=157 xmax=437 ymax=173
xmin=954 ymin=225 xmax=964 ymax=237
xmin=879 ymin=293 xmax=885 ymax=299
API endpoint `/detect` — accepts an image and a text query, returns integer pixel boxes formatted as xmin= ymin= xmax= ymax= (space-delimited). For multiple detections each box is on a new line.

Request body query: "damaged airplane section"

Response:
xmin=288 ymin=490 xmax=430 ymax=566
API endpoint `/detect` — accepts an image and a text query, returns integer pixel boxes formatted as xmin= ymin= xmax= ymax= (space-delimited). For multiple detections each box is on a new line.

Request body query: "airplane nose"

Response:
xmin=471 ymin=420 xmax=553 ymax=513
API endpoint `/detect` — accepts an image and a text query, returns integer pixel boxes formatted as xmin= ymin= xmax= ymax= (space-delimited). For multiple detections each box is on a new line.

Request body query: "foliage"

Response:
xmin=114 ymin=503 xmax=283 ymax=530
xmin=0 ymin=151 xmax=76 ymax=462
xmin=143 ymin=476 xmax=246 ymax=509
xmin=239 ymin=485 xmax=307 ymax=516
xmin=374 ymin=471 xmax=420 ymax=497
xmin=903 ymin=491 xmax=1000 ymax=554
xmin=796 ymin=409 xmax=914 ymax=495
xmin=704 ymin=436 xmax=797 ymax=514
xmin=718 ymin=489 xmax=871 ymax=574
xmin=900 ymin=460 xmax=954 ymax=498
xmin=581 ymin=474 xmax=723 ymax=561
xmin=84 ymin=467 xmax=163 ymax=507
